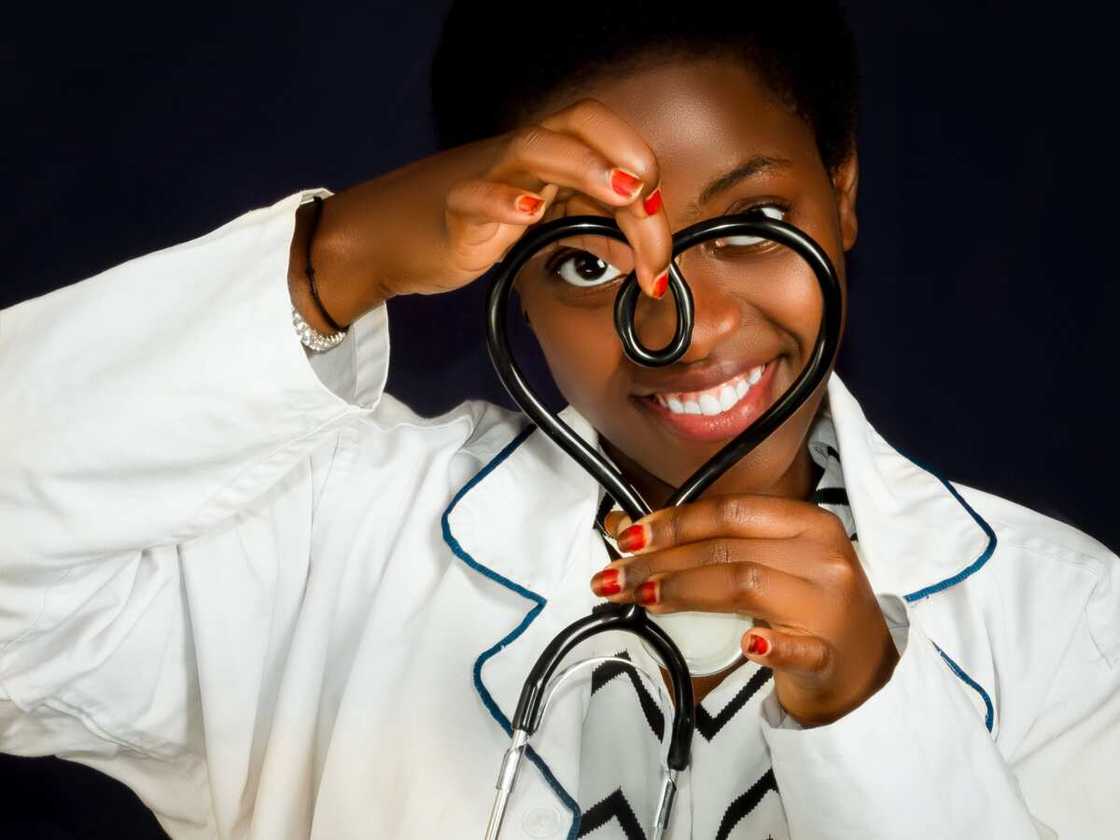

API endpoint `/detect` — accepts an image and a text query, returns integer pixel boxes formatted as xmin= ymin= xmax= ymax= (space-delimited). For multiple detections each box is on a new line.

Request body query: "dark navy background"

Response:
xmin=2 ymin=2 xmax=1116 ymax=836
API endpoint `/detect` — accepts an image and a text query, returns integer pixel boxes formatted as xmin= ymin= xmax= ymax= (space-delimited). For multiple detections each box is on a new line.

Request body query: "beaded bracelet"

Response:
xmin=292 ymin=304 xmax=347 ymax=352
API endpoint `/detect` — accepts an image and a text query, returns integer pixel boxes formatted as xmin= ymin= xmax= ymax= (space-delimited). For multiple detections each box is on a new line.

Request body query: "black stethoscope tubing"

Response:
xmin=481 ymin=212 xmax=842 ymax=837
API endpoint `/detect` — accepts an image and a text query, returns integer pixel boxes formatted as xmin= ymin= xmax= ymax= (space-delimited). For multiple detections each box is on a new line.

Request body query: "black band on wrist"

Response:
xmin=305 ymin=195 xmax=347 ymax=334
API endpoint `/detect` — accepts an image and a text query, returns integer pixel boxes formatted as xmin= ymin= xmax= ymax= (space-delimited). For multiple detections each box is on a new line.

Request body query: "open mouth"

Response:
xmin=636 ymin=359 xmax=779 ymax=442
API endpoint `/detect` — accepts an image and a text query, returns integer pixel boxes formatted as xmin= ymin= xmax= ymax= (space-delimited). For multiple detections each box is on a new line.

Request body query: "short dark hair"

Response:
xmin=429 ymin=0 xmax=861 ymax=173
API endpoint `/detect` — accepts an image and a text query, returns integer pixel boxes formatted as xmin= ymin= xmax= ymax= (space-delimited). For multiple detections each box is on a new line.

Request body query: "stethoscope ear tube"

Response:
xmin=511 ymin=602 xmax=696 ymax=771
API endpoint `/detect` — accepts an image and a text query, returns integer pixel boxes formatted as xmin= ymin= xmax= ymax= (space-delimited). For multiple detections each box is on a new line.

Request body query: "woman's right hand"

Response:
xmin=289 ymin=97 xmax=674 ymax=330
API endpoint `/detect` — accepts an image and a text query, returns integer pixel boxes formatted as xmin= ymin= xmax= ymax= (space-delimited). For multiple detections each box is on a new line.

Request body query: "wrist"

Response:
xmin=287 ymin=193 xmax=391 ymax=331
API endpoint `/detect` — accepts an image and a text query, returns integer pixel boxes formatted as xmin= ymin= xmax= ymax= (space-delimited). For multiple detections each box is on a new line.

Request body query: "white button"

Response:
xmin=521 ymin=805 xmax=562 ymax=838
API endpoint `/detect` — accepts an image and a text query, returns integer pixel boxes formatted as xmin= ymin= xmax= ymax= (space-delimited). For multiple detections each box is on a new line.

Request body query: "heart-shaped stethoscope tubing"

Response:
xmin=482 ymin=212 xmax=843 ymax=840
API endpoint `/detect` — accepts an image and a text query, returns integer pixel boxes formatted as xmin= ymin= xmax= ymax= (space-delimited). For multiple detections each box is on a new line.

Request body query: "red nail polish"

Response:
xmin=636 ymin=579 xmax=659 ymax=606
xmin=642 ymin=186 xmax=662 ymax=216
xmin=618 ymin=524 xmax=647 ymax=553
xmin=591 ymin=568 xmax=622 ymax=597
xmin=610 ymin=168 xmax=644 ymax=198
xmin=515 ymin=194 xmax=543 ymax=214
xmin=652 ymin=270 xmax=669 ymax=300
xmin=747 ymin=634 xmax=769 ymax=656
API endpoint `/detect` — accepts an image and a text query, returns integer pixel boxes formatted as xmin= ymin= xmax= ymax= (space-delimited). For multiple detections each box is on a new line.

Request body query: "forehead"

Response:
xmin=536 ymin=57 xmax=822 ymax=220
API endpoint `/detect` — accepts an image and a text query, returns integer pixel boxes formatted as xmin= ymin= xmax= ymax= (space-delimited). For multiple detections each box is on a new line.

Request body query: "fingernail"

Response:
xmin=652 ymin=269 xmax=669 ymax=300
xmin=747 ymin=634 xmax=769 ymax=656
xmin=610 ymin=167 xmax=644 ymax=199
xmin=618 ymin=524 xmax=647 ymax=553
xmin=591 ymin=568 xmax=623 ymax=597
xmin=642 ymin=185 xmax=662 ymax=216
xmin=636 ymin=579 xmax=659 ymax=606
xmin=515 ymin=193 xmax=543 ymax=214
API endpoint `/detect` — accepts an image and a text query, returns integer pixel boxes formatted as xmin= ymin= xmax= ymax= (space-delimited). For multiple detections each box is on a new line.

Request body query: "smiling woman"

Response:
xmin=1 ymin=1 xmax=1118 ymax=839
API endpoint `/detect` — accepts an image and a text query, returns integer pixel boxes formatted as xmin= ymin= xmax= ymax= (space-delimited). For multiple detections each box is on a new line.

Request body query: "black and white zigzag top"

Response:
xmin=575 ymin=403 xmax=855 ymax=839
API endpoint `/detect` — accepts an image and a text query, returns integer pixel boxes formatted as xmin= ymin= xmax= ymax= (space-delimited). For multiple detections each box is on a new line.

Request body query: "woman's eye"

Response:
xmin=548 ymin=249 xmax=626 ymax=288
xmin=713 ymin=204 xmax=788 ymax=247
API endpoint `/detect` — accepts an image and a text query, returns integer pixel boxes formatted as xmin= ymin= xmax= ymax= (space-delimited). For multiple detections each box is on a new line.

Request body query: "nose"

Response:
xmin=628 ymin=250 xmax=743 ymax=365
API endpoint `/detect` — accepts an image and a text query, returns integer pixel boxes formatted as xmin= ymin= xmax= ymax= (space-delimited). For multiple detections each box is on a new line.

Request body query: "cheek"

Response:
xmin=530 ymin=304 xmax=622 ymax=409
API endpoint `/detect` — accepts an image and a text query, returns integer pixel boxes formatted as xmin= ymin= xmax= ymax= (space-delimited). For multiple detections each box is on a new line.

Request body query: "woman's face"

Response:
xmin=516 ymin=57 xmax=859 ymax=503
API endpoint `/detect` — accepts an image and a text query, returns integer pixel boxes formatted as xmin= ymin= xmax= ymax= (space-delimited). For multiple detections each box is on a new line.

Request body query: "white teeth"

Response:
xmin=699 ymin=394 xmax=722 ymax=416
xmin=654 ymin=362 xmax=769 ymax=417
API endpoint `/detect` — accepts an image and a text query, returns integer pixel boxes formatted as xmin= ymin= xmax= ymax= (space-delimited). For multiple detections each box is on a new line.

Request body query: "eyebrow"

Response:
xmin=683 ymin=154 xmax=793 ymax=220
xmin=552 ymin=153 xmax=793 ymax=220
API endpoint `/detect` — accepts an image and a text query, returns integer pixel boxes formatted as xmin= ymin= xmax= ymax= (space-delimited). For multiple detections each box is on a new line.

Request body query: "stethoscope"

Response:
xmin=481 ymin=210 xmax=843 ymax=839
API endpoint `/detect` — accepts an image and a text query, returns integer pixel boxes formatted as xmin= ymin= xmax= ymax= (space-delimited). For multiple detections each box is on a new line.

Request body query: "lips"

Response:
xmin=652 ymin=364 xmax=764 ymax=417
xmin=636 ymin=359 xmax=779 ymax=442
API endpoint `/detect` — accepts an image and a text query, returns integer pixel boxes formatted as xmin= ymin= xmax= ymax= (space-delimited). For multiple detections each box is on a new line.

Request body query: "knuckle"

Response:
xmin=580 ymin=147 xmax=610 ymax=180
xmin=570 ymin=98 xmax=657 ymax=178
xmin=816 ymin=507 xmax=847 ymax=538
xmin=570 ymin=96 xmax=612 ymax=123
xmin=444 ymin=177 xmax=475 ymax=208
xmin=667 ymin=512 xmax=685 ymax=547
xmin=807 ymin=641 xmax=833 ymax=674
xmin=508 ymin=125 xmax=549 ymax=158
xmin=464 ymin=178 xmax=499 ymax=207
xmin=706 ymin=538 xmax=734 ymax=567
xmin=630 ymin=147 xmax=659 ymax=182
xmin=654 ymin=512 xmax=679 ymax=548
xmin=625 ymin=558 xmax=652 ymax=584
xmin=716 ymin=496 xmax=748 ymax=530
xmin=732 ymin=562 xmax=765 ymax=597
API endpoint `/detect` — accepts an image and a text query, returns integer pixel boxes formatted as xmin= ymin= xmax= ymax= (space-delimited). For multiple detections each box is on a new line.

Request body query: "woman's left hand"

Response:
xmin=592 ymin=495 xmax=900 ymax=727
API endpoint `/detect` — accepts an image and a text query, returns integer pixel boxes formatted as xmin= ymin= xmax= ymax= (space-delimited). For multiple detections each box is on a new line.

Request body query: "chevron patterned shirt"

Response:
xmin=576 ymin=402 xmax=855 ymax=840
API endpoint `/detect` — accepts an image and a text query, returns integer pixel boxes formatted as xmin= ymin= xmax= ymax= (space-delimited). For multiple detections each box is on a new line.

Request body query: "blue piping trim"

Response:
xmin=933 ymin=642 xmax=995 ymax=733
xmin=440 ymin=424 xmax=581 ymax=840
xmin=896 ymin=454 xmax=999 ymax=603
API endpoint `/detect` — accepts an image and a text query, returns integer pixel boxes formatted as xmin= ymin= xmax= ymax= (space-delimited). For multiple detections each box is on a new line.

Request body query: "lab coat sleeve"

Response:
xmin=0 ymin=186 xmax=388 ymax=563
xmin=758 ymin=592 xmax=1082 ymax=840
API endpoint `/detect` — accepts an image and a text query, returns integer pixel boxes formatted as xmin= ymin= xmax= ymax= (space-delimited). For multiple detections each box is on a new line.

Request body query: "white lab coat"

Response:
xmin=1 ymin=187 xmax=1117 ymax=840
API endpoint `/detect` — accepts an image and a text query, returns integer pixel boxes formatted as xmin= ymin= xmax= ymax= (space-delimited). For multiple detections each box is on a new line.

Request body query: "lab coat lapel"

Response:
xmin=825 ymin=373 xmax=994 ymax=603
xmin=442 ymin=407 xmax=606 ymax=823
xmin=826 ymin=372 xmax=1002 ymax=733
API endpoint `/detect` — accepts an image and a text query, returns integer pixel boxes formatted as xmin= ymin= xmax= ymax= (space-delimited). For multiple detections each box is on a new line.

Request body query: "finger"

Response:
xmin=487 ymin=123 xmax=648 ymax=215
xmin=613 ymin=196 xmax=673 ymax=299
xmin=539 ymin=98 xmax=672 ymax=298
xmin=603 ymin=510 xmax=633 ymax=539
xmin=742 ymin=627 xmax=833 ymax=677
xmin=632 ymin=562 xmax=814 ymax=625
xmin=445 ymin=181 xmax=561 ymax=272
xmin=446 ymin=178 xmax=553 ymax=227
xmin=592 ymin=536 xmax=812 ymax=597
xmin=616 ymin=494 xmax=825 ymax=555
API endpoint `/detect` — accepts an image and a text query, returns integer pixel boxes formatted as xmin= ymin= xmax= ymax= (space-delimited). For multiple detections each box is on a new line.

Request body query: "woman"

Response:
xmin=2 ymin=1 xmax=1116 ymax=837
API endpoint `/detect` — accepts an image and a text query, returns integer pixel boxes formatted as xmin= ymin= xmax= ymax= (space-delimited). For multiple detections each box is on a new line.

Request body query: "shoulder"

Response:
xmin=955 ymin=480 xmax=1115 ymax=566
xmin=346 ymin=390 xmax=531 ymax=490
xmin=953 ymin=480 xmax=1120 ymax=666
